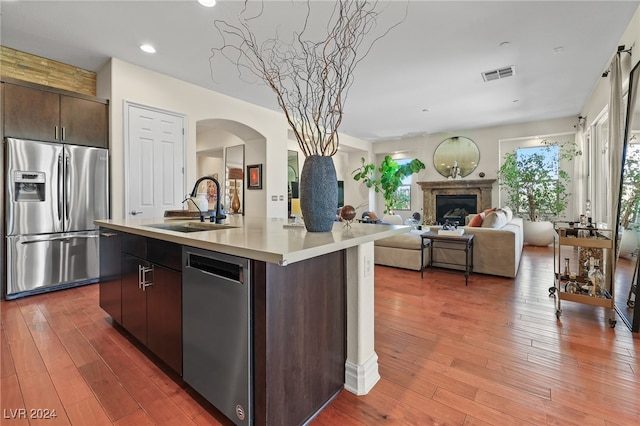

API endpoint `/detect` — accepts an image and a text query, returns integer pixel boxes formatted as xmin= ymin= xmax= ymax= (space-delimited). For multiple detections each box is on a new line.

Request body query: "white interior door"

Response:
xmin=126 ymin=103 xmax=185 ymax=218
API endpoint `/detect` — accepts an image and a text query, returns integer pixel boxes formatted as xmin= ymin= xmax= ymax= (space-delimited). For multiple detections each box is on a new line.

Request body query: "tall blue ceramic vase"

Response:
xmin=299 ymin=155 xmax=338 ymax=232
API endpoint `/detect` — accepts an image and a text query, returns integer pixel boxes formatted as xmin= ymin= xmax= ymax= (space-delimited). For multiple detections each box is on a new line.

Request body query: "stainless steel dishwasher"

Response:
xmin=182 ymin=246 xmax=251 ymax=426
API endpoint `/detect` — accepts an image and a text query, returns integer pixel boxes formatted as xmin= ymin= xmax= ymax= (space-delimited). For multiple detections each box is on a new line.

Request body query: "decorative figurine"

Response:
xmin=448 ymin=161 xmax=460 ymax=179
xmin=340 ymin=205 xmax=356 ymax=228
xmin=442 ymin=219 xmax=459 ymax=230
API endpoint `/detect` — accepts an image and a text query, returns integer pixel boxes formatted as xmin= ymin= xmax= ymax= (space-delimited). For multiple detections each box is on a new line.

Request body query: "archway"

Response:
xmin=196 ymin=119 xmax=267 ymax=217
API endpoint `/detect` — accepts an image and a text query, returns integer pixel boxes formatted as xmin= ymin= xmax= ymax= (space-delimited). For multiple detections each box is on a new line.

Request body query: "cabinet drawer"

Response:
xmin=147 ymin=239 xmax=182 ymax=271
xmin=121 ymin=233 xmax=147 ymax=258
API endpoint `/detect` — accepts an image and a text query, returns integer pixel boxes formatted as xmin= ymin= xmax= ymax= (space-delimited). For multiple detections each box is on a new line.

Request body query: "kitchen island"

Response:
xmin=96 ymin=216 xmax=407 ymax=426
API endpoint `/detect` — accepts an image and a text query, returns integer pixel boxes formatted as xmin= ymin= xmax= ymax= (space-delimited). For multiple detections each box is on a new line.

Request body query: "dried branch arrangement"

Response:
xmin=210 ymin=0 xmax=405 ymax=157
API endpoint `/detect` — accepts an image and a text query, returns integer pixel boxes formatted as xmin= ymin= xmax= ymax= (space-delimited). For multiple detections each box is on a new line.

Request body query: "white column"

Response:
xmin=344 ymin=242 xmax=380 ymax=395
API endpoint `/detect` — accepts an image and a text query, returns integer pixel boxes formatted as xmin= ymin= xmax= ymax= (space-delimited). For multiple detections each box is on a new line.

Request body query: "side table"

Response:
xmin=420 ymin=231 xmax=475 ymax=286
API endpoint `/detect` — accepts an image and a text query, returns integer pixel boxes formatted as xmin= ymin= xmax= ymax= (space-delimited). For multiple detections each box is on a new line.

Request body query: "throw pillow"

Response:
xmin=500 ymin=206 xmax=513 ymax=223
xmin=483 ymin=207 xmax=497 ymax=216
xmin=468 ymin=213 xmax=484 ymax=227
xmin=482 ymin=210 xmax=508 ymax=229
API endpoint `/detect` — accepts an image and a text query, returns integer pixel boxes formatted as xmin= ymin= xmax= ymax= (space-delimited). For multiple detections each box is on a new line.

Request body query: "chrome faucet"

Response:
xmin=190 ymin=176 xmax=226 ymax=224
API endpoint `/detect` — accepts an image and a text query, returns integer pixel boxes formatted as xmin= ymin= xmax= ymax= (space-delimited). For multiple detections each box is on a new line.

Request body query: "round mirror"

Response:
xmin=433 ymin=136 xmax=480 ymax=178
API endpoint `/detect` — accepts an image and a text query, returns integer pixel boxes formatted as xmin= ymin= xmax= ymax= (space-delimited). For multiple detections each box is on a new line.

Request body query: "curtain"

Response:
xmin=608 ymin=53 xmax=624 ymax=233
xmin=627 ymin=67 xmax=639 ymax=144
xmin=573 ymin=118 xmax=587 ymax=219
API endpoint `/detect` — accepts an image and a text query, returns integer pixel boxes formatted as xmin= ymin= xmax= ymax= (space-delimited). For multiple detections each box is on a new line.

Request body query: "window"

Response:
xmin=514 ymin=144 xmax=560 ymax=217
xmin=591 ymin=114 xmax=610 ymax=223
xmin=392 ymin=159 xmax=412 ymax=211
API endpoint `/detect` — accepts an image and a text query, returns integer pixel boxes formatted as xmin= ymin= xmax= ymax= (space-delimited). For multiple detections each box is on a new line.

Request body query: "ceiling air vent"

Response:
xmin=481 ymin=65 xmax=516 ymax=82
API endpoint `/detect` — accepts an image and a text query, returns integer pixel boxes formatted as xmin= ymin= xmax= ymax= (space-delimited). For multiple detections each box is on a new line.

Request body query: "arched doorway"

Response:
xmin=196 ymin=119 xmax=267 ymax=217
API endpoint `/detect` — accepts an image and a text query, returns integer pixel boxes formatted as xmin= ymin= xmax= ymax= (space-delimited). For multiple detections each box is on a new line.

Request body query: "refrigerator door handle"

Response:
xmin=21 ymin=234 xmax=100 ymax=245
xmin=58 ymin=154 xmax=64 ymax=222
xmin=65 ymin=154 xmax=71 ymax=224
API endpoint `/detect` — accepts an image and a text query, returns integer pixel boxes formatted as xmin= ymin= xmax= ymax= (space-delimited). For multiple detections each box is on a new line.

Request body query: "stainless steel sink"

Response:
xmin=144 ymin=222 xmax=237 ymax=233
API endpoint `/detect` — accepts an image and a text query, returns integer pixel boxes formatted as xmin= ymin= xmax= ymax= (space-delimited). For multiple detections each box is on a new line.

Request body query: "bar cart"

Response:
xmin=550 ymin=223 xmax=617 ymax=328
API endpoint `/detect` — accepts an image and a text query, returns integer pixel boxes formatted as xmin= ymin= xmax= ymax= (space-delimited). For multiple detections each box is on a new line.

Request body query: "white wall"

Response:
xmin=581 ymin=5 xmax=640 ymax=124
xmin=197 ymin=156 xmax=223 ymax=180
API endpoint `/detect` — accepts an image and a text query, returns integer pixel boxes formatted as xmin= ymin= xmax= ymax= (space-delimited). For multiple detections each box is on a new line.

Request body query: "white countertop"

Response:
xmin=95 ymin=216 xmax=409 ymax=265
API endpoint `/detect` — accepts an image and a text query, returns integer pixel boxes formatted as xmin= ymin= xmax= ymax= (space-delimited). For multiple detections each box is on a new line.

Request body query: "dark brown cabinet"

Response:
xmin=98 ymin=229 xmax=122 ymax=324
xmin=60 ymin=94 xmax=108 ymax=146
xmin=116 ymin=233 xmax=183 ymax=374
xmin=252 ymin=250 xmax=345 ymax=426
xmin=3 ymin=81 xmax=108 ymax=148
xmin=121 ymin=253 xmax=150 ymax=344
xmin=146 ymin=265 xmax=182 ymax=374
xmin=98 ymin=228 xmax=346 ymax=425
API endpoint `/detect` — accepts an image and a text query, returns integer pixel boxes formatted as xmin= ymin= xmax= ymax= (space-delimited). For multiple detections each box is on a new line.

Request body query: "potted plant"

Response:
xmin=210 ymin=1 xmax=402 ymax=231
xmin=498 ymin=140 xmax=581 ymax=246
xmin=352 ymin=155 xmax=426 ymax=217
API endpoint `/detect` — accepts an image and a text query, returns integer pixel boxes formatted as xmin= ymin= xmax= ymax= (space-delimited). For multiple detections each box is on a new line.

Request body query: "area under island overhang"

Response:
xmin=95 ymin=215 xmax=408 ymax=425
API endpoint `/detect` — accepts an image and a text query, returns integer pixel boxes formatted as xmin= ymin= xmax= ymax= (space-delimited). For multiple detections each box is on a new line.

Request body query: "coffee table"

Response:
xmin=420 ymin=231 xmax=474 ymax=286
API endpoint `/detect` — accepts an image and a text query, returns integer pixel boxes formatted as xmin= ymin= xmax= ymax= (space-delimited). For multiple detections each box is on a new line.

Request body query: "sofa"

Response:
xmin=374 ymin=213 xmax=524 ymax=278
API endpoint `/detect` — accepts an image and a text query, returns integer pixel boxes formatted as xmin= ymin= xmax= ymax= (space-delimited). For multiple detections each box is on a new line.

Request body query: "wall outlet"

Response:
xmin=364 ymin=255 xmax=372 ymax=278
xmin=271 ymin=195 xmax=277 ymax=201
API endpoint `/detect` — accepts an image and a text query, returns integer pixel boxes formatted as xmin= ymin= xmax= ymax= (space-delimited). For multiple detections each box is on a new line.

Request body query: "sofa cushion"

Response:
xmin=483 ymin=207 xmax=497 ymax=216
xmin=468 ymin=213 xmax=484 ymax=227
xmin=501 ymin=206 xmax=514 ymax=223
xmin=375 ymin=232 xmax=422 ymax=250
xmin=482 ymin=209 xmax=509 ymax=229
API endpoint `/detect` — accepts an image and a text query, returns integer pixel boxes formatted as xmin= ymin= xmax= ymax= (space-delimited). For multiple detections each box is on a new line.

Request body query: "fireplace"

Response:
xmin=417 ymin=179 xmax=496 ymax=225
xmin=436 ymin=194 xmax=477 ymax=225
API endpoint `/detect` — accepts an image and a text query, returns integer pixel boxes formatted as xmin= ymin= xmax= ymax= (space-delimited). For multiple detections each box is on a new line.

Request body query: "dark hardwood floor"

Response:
xmin=1 ymin=245 xmax=639 ymax=425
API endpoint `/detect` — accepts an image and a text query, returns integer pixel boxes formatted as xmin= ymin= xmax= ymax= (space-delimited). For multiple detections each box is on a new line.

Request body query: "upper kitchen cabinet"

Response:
xmin=60 ymin=95 xmax=108 ymax=146
xmin=3 ymin=80 xmax=108 ymax=148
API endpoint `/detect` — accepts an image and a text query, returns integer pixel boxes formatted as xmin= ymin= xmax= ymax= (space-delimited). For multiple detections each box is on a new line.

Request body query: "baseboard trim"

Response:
xmin=344 ymin=352 xmax=380 ymax=395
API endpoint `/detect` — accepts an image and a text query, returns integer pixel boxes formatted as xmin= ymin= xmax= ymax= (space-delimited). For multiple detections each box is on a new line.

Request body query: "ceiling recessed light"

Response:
xmin=140 ymin=44 xmax=156 ymax=54
xmin=499 ymin=41 xmax=511 ymax=47
xmin=198 ymin=0 xmax=216 ymax=7
xmin=553 ymin=46 xmax=564 ymax=55
xmin=513 ymin=99 xmax=519 ymax=103
xmin=422 ymin=108 xmax=431 ymax=112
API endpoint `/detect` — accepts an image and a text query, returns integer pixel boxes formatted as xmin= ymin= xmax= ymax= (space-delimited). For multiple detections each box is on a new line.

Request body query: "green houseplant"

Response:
xmin=498 ymin=140 xmax=581 ymax=245
xmin=620 ymin=147 xmax=640 ymax=230
xmin=498 ymin=140 xmax=581 ymax=222
xmin=352 ymin=155 xmax=426 ymax=214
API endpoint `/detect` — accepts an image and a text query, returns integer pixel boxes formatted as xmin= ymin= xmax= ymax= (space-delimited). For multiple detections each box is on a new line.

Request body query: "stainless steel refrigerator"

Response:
xmin=5 ymin=138 xmax=109 ymax=299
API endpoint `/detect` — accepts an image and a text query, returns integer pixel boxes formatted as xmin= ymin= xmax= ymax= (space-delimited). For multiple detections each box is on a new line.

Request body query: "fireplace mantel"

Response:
xmin=417 ymin=179 xmax=496 ymax=224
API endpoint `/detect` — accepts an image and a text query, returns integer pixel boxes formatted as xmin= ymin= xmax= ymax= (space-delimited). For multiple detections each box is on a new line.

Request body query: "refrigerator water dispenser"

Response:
xmin=13 ymin=171 xmax=46 ymax=202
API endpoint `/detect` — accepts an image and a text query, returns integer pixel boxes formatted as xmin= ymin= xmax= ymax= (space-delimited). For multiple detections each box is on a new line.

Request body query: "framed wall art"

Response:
xmin=247 ymin=164 xmax=263 ymax=189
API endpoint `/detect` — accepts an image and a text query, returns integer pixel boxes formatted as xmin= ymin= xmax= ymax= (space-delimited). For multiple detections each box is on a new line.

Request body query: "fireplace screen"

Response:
xmin=436 ymin=194 xmax=477 ymax=224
